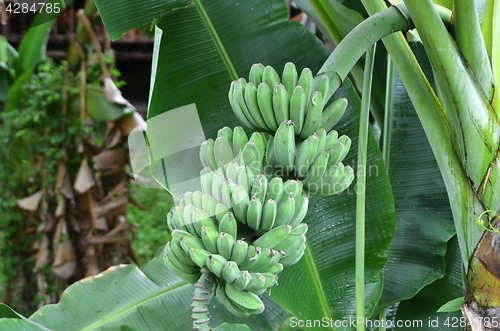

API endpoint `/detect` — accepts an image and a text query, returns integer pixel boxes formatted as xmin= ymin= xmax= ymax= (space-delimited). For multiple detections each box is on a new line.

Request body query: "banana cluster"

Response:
xmin=228 ymin=62 xmax=347 ymax=138
xmin=200 ymin=126 xmax=354 ymax=196
xmin=165 ymin=173 xmax=309 ymax=316
xmin=267 ymin=121 xmax=355 ymax=196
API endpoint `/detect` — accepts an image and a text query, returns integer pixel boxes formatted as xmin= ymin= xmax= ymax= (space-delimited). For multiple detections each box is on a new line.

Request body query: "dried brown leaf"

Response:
xmin=94 ymin=194 xmax=128 ymax=218
xmin=88 ymin=220 xmax=128 ymax=245
xmin=103 ymin=77 xmax=135 ymax=109
xmin=120 ymin=112 xmax=146 ymax=136
xmin=74 ymin=157 xmax=96 ymax=194
xmin=55 ymin=163 xmax=74 ymax=199
xmin=92 ymin=148 xmax=125 ymax=176
xmin=17 ymin=191 xmax=43 ymax=211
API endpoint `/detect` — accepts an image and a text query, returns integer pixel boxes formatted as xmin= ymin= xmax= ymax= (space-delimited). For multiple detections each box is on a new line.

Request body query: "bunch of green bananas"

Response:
xmin=200 ymin=126 xmax=354 ymax=196
xmin=165 ymin=170 xmax=309 ymax=317
xmin=228 ymin=62 xmax=347 ymax=138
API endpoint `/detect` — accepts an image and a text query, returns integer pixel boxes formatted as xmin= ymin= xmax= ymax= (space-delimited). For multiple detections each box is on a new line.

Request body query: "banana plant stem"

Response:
xmin=356 ymin=43 xmax=377 ymax=331
xmin=454 ymin=0 xmax=493 ymax=100
xmin=315 ymin=5 xmax=412 ymax=103
xmin=382 ymin=55 xmax=393 ymax=170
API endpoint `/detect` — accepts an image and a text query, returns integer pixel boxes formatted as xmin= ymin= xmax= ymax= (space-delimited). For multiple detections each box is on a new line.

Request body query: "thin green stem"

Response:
xmin=315 ymin=5 xmax=412 ymax=103
xmin=382 ymin=55 xmax=393 ymax=170
xmin=454 ymin=0 xmax=493 ymax=100
xmin=309 ymin=0 xmax=344 ymax=44
xmin=377 ymin=308 xmax=387 ymax=331
xmin=356 ymin=43 xmax=376 ymax=331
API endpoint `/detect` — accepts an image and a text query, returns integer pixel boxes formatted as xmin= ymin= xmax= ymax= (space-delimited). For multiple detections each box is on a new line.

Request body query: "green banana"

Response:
xmin=320 ymin=98 xmax=348 ymax=133
xmin=274 ymin=196 xmax=295 ymax=227
xmin=201 ymin=193 xmax=217 ymax=217
xmin=218 ymin=126 xmax=233 ymax=143
xmin=266 ymin=177 xmax=283 ymax=204
xmin=274 ymin=120 xmax=296 ymax=174
xmin=300 ymin=91 xmax=324 ymax=139
xmin=170 ymin=239 xmax=197 ymax=267
xmin=231 ymin=239 xmax=249 ymax=265
xmin=218 ymin=212 xmax=237 ymax=239
xmin=320 ymin=165 xmax=354 ymax=196
xmin=215 ymin=284 xmax=251 ymax=318
xmin=171 ymin=229 xmax=195 ymax=243
xmin=249 ymin=248 xmax=280 ymax=272
xmin=327 ymin=135 xmax=351 ymax=167
xmin=274 ymin=233 xmax=307 ymax=258
xmin=189 ymin=247 xmax=211 ymax=268
xmin=245 ymin=273 xmax=269 ymax=294
xmin=297 ymin=67 xmax=313 ymax=108
xmin=290 ymin=223 xmax=309 ymax=235
xmin=257 ymin=82 xmax=278 ymax=131
xmin=262 ymin=272 xmax=279 ymax=289
xmin=201 ymin=226 xmax=219 ymax=254
xmin=282 ymin=62 xmax=298 ymax=99
xmin=165 ymin=242 xmax=199 ymax=274
xmin=314 ymin=128 xmax=327 ymax=161
xmin=281 ymin=242 xmax=306 ymax=267
xmin=164 ymin=253 xmax=199 ymax=283
xmin=225 ymin=161 xmax=239 ymax=184
xmin=260 ymin=199 xmax=278 ymax=231
xmin=233 ymin=79 xmax=260 ymax=130
xmin=221 ymin=178 xmax=232 ymax=209
xmin=225 ymin=282 xmax=264 ymax=311
xmin=229 ymin=81 xmax=255 ymax=131
xmin=324 ymin=130 xmax=339 ymax=150
xmin=199 ymin=139 xmax=216 ymax=169
xmin=249 ymin=132 xmax=267 ymax=160
xmin=230 ymin=184 xmax=250 ymax=225
xmin=233 ymin=271 xmax=252 ymax=290
xmin=232 ymin=126 xmax=249 ymax=157
xmin=242 ymin=141 xmax=262 ymax=175
xmin=245 ymin=82 xmax=269 ymax=130
xmin=253 ymin=224 xmax=291 ymax=248
xmin=206 ymin=254 xmax=228 ymax=278
xmin=196 ymin=208 xmax=218 ymax=231
xmin=211 ymin=172 xmax=224 ymax=202
xmin=249 ymin=63 xmax=265 ymax=86
xmin=222 ymin=261 xmax=241 ymax=283
xmin=239 ymin=245 xmax=259 ymax=270
xmin=234 ymin=165 xmax=253 ymax=193
xmin=303 ymin=149 xmax=329 ymax=190
xmin=262 ymin=65 xmax=281 ymax=91
xmin=246 ymin=197 xmax=263 ymax=230
xmin=289 ymin=85 xmax=306 ymax=135
xmin=272 ymin=83 xmax=290 ymax=126
xmin=289 ymin=196 xmax=309 ymax=229
xmin=215 ymin=202 xmax=230 ymax=222
xmin=295 ymin=133 xmax=320 ymax=178
xmin=178 ymin=198 xmax=186 ymax=209
xmin=200 ymin=167 xmax=215 ymax=196
xmin=265 ymin=135 xmax=276 ymax=168
xmin=214 ymin=136 xmax=234 ymax=169
xmin=261 ymin=262 xmax=283 ymax=275
xmin=250 ymin=174 xmax=268 ymax=202
xmin=217 ymin=232 xmax=236 ymax=260
xmin=183 ymin=204 xmax=197 ymax=235
xmin=316 ymin=75 xmax=329 ymax=101
xmin=282 ymin=179 xmax=302 ymax=199
xmin=192 ymin=191 xmax=203 ymax=209
xmin=184 ymin=191 xmax=194 ymax=206
xmin=179 ymin=235 xmax=205 ymax=253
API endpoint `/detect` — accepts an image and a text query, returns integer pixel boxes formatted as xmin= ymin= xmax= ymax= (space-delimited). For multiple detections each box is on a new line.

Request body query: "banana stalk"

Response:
xmin=190 ymin=269 xmax=216 ymax=331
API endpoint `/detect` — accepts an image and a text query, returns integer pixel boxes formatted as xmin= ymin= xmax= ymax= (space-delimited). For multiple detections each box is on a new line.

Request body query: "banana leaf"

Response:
xmin=394 ymin=236 xmax=463 ymax=330
xmin=4 ymin=248 xmax=287 ymax=330
xmin=378 ymin=42 xmax=455 ymax=310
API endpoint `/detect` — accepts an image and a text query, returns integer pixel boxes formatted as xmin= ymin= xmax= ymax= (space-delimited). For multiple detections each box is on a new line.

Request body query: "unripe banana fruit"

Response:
xmin=228 ymin=62 xmax=348 ymax=137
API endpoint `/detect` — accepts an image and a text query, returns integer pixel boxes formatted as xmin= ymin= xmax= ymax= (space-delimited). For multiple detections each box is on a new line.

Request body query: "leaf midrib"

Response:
xmin=304 ymin=244 xmax=334 ymax=331
xmin=194 ymin=0 xmax=239 ymax=81
xmin=82 ymin=282 xmax=189 ymax=331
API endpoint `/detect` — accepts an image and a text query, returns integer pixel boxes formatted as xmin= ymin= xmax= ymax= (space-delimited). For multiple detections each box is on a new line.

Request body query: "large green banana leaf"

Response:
xmin=378 ymin=42 xmax=455 ymax=309
xmin=395 ymin=236 xmax=462 ymax=330
xmin=94 ymin=0 xmax=395 ymax=328
xmin=0 ymin=248 xmax=287 ymax=330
